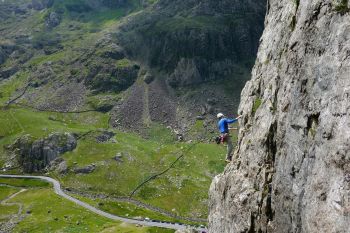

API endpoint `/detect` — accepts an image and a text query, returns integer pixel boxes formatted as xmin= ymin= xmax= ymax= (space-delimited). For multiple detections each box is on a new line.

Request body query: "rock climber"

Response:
xmin=217 ymin=113 xmax=242 ymax=162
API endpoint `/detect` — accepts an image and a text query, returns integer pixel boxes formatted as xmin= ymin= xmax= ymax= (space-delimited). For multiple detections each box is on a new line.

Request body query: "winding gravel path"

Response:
xmin=0 ymin=174 xmax=207 ymax=232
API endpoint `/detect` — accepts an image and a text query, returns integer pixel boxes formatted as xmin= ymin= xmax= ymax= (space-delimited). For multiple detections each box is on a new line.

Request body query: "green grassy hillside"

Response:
xmin=0 ymin=102 xmax=229 ymax=220
xmin=0 ymin=180 xmax=174 ymax=233
xmin=0 ymin=0 xmax=256 ymax=231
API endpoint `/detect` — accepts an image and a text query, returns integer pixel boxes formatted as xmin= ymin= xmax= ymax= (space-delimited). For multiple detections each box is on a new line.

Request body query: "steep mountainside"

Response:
xmin=209 ymin=0 xmax=350 ymax=232
xmin=0 ymin=0 xmax=266 ymax=229
xmin=113 ymin=0 xmax=265 ymax=134
xmin=0 ymin=0 xmax=265 ymax=138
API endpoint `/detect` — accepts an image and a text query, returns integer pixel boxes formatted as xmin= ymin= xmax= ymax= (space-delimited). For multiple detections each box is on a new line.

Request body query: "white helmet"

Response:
xmin=217 ymin=113 xmax=224 ymax=119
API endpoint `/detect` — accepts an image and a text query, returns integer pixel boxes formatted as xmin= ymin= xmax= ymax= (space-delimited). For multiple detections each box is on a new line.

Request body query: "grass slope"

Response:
xmin=0 ymin=104 xmax=228 ymax=221
xmin=0 ymin=182 xmax=174 ymax=233
xmin=0 ymin=0 xmax=236 ymax=226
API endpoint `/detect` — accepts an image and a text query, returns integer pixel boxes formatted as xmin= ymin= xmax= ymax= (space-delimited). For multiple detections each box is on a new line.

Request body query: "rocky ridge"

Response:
xmin=209 ymin=0 xmax=350 ymax=232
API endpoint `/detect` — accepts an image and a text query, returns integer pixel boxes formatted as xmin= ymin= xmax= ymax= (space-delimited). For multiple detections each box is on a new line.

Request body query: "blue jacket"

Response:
xmin=218 ymin=118 xmax=238 ymax=134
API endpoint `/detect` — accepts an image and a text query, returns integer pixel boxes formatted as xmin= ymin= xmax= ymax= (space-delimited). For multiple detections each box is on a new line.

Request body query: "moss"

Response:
xmin=293 ymin=0 xmax=300 ymax=8
xmin=334 ymin=0 xmax=349 ymax=14
xmin=290 ymin=15 xmax=297 ymax=31
xmin=290 ymin=0 xmax=300 ymax=31
xmin=116 ymin=58 xmax=132 ymax=67
xmin=252 ymin=98 xmax=262 ymax=115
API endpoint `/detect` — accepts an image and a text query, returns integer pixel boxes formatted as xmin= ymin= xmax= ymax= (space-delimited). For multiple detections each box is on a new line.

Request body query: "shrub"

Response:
xmin=334 ymin=0 xmax=349 ymax=14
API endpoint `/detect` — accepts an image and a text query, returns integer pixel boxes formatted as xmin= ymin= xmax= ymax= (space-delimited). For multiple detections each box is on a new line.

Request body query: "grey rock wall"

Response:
xmin=117 ymin=0 xmax=266 ymax=87
xmin=209 ymin=0 xmax=350 ymax=232
xmin=11 ymin=133 xmax=77 ymax=173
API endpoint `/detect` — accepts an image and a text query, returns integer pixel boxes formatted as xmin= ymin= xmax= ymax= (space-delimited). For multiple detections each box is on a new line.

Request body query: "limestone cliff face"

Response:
xmin=209 ymin=0 xmax=350 ymax=232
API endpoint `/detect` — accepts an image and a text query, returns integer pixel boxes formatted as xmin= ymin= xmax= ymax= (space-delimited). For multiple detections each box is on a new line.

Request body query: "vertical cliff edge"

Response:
xmin=209 ymin=0 xmax=350 ymax=232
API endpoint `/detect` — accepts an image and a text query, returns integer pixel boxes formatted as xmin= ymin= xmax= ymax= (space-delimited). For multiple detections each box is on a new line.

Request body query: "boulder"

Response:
xmin=114 ymin=152 xmax=123 ymax=162
xmin=74 ymin=164 xmax=96 ymax=174
xmin=143 ymin=74 xmax=154 ymax=84
xmin=56 ymin=160 xmax=68 ymax=174
xmin=95 ymin=131 xmax=115 ymax=143
xmin=100 ymin=44 xmax=125 ymax=60
xmin=45 ymin=12 xmax=61 ymax=28
xmin=0 ymin=66 xmax=18 ymax=80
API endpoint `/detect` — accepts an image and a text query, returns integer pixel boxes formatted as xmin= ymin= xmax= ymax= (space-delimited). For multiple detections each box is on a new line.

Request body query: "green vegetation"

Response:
xmin=0 ymin=72 xmax=29 ymax=105
xmin=0 ymin=0 xmax=238 ymax=227
xmin=70 ymin=194 xmax=200 ymax=225
xmin=252 ymin=98 xmax=262 ymax=115
xmin=290 ymin=0 xmax=300 ymax=31
xmin=0 ymin=178 xmax=50 ymax=188
xmin=0 ymin=106 xmax=108 ymax=165
xmin=154 ymin=16 xmax=222 ymax=32
xmin=0 ymin=106 xmax=108 ymax=138
xmin=58 ymin=130 xmax=225 ymax=218
xmin=144 ymin=123 xmax=176 ymax=144
xmin=116 ymin=58 xmax=133 ymax=68
xmin=293 ymin=0 xmax=300 ymax=8
xmin=86 ymin=93 xmax=120 ymax=113
xmin=0 ymin=202 xmax=18 ymax=218
xmin=0 ymin=103 xmax=225 ymax=221
xmin=0 ymin=185 xmax=174 ymax=233
xmin=334 ymin=0 xmax=349 ymax=14
xmin=0 ymin=186 xmax=19 ymax=200
xmin=29 ymin=51 xmax=67 ymax=66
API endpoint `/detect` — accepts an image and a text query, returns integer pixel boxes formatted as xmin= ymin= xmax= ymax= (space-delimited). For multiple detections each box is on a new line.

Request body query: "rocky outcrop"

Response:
xmin=45 ymin=11 xmax=61 ymax=28
xmin=0 ymin=48 xmax=6 ymax=65
xmin=0 ymin=43 xmax=16 ymax=66
xmin=29 ymin=0 xmax=54 ymax=11
xmin=84 ymin=38 xmax=140 ymax=94
xmin=74 ymin=164 xmax=96 ymax=174
xmin=175 ymin=229 xmax=197 ymax=233
xmin=10 ymin=133 xmax=77 ymax=173
xmin=118 ymin=0 xmax=266 ymax=87
xmin=209 ymin=0 xmax=350 ymax=233
xmin=108 ymin=0 xmax=266 ymax=133
xmin=95 ymin=131 xmax=115 ymax=143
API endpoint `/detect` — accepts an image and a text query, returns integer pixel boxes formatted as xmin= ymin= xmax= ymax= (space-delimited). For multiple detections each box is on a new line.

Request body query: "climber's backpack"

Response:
xmin=215 ymin=133 xmax=229 ymax=144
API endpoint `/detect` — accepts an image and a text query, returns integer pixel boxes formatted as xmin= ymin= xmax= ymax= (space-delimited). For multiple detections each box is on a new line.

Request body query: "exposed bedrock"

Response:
xmin=209 ymin=0 xmax=350 ymax=232
xmin=117 ymin=0 xmax=266 ymax=87
xmin=10 ymin=133 xmax=77 ymax=173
